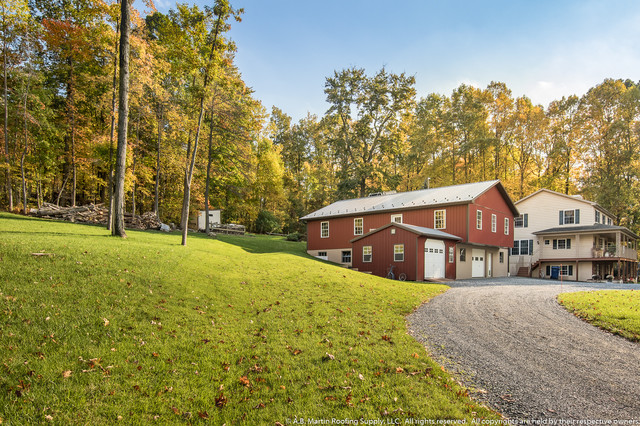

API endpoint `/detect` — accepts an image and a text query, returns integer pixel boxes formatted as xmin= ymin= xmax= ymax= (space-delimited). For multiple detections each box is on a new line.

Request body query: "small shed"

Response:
xmin=197 ymin=210 xmax=221 ymax=231
xmin=351 ymin=223 xmax=462 ymax=281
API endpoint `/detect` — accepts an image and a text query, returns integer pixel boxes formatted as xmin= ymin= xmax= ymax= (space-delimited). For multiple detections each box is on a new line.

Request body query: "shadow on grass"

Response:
xmin=216 ymin=233 xmax=310 ymax=257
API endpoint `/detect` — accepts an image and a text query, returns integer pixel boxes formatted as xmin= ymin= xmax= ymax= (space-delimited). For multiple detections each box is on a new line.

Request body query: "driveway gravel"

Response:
xmin=407 ymin=277 xmax=640 ymax=420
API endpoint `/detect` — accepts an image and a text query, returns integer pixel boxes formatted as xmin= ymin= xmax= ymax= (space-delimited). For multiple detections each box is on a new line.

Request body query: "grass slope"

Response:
xmin=558 ymin=290 xmax=640 ymax=342
xmin=0 ymin=213 xmax=497 ymax=424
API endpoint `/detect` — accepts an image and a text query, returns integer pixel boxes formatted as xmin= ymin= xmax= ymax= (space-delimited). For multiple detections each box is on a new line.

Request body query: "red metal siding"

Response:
xmin=307 ymin=204 xmax=470 ymax=251
xmin=352 ymin=226 xmax=419 ymax=281
xmin=467 ymin=187 xmax=515 ymax=248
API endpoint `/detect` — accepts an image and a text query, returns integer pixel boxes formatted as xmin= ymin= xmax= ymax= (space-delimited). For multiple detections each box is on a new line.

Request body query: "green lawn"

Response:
xmin=558 ymin=290 xmax=640 ymax=342
xmin=0 ymin=213 xmax=497 ymax=424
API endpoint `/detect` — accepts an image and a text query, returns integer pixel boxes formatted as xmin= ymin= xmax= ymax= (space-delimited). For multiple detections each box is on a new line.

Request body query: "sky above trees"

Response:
xmin=148 ymin=0 xmax=640 ymax=121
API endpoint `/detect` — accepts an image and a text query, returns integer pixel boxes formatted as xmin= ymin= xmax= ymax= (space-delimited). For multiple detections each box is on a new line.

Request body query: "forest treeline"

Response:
xmin=2 ymin=0 xmax=640 ymax=234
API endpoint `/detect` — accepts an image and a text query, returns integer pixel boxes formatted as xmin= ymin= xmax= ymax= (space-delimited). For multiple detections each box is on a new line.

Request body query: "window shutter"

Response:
xmin=559 ymin=211 xmax=564 ymax=225
xmin=567 ymin=239 xmax=571 ymax=249
xmin=553 ymin=239 xmax=558 ymax=250
xmin=524 ymin=213 xmax=528 ymax=228
xmin=529 ymin=240 xmax=534 ymax=255
xmin=575 ymin=209 xmax=580 ymax=224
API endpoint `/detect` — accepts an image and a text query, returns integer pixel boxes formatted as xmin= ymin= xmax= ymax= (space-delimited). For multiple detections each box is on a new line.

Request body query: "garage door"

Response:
xmin=472 ymin=248 xmax=485 ymax=278
xmin=425 ymin=239 xmax=445 ymax=279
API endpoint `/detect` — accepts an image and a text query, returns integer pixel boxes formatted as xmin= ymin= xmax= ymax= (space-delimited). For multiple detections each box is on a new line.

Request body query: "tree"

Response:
xmin=112 ymin=0 xmax=131 ymax=237
xmin=324 ymin=67 xmax=416 ymax=198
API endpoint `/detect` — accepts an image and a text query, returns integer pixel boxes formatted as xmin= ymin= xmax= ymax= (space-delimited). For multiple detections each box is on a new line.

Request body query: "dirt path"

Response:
xmin=407 ymin=278 xmax=640 ymax=420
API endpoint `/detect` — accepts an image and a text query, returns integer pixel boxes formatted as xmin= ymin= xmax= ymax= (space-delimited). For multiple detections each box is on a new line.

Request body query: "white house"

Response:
xmin=510 ymin=189 xmax=638 ymax=282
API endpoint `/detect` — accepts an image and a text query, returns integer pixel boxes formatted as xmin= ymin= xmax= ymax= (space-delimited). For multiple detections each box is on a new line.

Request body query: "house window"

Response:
xmin=434 ymin=210 xmax=446 ymax=229
xmin=514 ymin=213 xmax=528 ymax=228
xmin=393 ymin=244 xmax=404 ymax=262
xmin=391 ymin=214 xmax=403 ymax=224
xmin=560 ymin=209 xmax=580 ymax=225
xmin=476 ymin=210 xmax=482 ymax=230
xmin=504 ymin=218 xmax=509 ymax=235
xmin=561 ymin=265 xmax=574 ymax=276
xmin=595 ymin=211 xmax=600 ymax=223
xmin=363 ymin=246 xmax=372 ymax=263
xmin=545 ymin=239 xmax=550 ymax=245
xmin=552 ymin=239 xmax=572 ymax=250
xmin=321 ymin=221 xmax=329 ymax=238
xmin=607 ymin=218 xmax=612 ymax=225
xmin=354 ymin=218 xmax=363 ymax=236
xmin=491 ymin=214 xmax=497 ymax=233
xmin=341 ymin=250 xmax=352 ymax=263
xmin=513 ymin=239 xmax=533 ymax=255
xmin=448 ymin=246 xmax=454 ymax=263
xmin=499 ymin=252 xmax=504 ymax=263
xmin=460 ymin=248 xmax=466 ymax=262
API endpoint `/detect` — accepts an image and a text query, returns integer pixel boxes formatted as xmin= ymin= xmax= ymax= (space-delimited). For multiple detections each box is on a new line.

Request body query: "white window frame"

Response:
xmin=434 ymin=209 xmax=446 ymax=229
xmin=476 ymin=210 xmax=482 ymax=230
xmin=491 ymin=214 xmax=497 ymax=233
xmin=363 ymin=246 xmax=372 ymax=263
xmin=391 ymin=214 xmax=403 ymax=224
xmin=354 ymin=218 xmax=363 ymax=236
xmin=393 ymin=244 xmax=404 ymax=262
xmin=563 ymin=209 xmax=575 ymax=224
xmin=448 ymin=246 xmax=454 ymax=263
xmin=320 ymin=221 xmax=329 ymax=238
xmin=504 ymin=218 xmax=509 ymax=235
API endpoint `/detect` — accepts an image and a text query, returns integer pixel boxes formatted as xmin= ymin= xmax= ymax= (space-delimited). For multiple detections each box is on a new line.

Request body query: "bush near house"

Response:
xmin=0 ymin=213 xmax=498 ymax=424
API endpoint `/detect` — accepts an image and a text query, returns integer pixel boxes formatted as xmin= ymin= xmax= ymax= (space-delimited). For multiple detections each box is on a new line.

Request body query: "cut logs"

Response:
xmin=31 ymin=203 xmax=162 ymax=230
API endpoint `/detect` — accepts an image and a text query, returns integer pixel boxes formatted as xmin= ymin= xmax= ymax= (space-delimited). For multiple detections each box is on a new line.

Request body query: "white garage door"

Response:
xmin=425 ymin=239 xmax=445 ymax=279
xmin=472 ymin=248 xmax=485 ymax=278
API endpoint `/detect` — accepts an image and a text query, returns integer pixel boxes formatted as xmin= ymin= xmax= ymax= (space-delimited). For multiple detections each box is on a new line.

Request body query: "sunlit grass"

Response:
xmin=0 ymin=213 xmax=498 ymax=423
xmin=558 ymin=290 xmax=640 ymax=342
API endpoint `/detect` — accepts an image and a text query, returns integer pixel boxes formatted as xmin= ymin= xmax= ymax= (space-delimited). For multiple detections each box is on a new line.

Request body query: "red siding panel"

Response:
xmin=467 ymin=186 xmax=515 ymax=248
xmin=352 ymin=226 xmax=419 ymax=281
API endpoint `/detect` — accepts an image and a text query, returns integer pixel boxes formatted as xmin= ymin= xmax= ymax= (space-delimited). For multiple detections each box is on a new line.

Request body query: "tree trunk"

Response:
xmin=107 ymin=13 xmax=120 ymax=230
xmin=112 ymin=0 xmax=131 ymax=238
xmin=154 ymin=104 xmax=162 ymax=217
xmin=205 ymin=100 xmax=215 ymax=232
xmin=180 ymin=15 xmax=223 ymax=246
xmin=3 ymin=33 xmax=12 ymax=210
xmin=21 ymin=76 xmax=30 ymax=214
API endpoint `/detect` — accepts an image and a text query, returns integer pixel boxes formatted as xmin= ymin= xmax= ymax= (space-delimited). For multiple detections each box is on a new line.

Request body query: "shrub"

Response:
xmin=253 ymin=210 xmax=281 ymax=234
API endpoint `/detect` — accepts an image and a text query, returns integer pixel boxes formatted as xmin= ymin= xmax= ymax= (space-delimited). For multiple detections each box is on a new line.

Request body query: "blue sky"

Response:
xmin=152 ymin=0 xmax=640 ymax=121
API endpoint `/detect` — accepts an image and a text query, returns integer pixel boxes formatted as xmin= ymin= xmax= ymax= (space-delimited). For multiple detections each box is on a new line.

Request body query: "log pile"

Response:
xmin=32 ymin=203 xmax=162 ymax=230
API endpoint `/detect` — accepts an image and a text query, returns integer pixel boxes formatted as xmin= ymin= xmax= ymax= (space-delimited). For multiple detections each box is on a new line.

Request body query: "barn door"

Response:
xmin=472 ymin=249 xmax=485 ymax=278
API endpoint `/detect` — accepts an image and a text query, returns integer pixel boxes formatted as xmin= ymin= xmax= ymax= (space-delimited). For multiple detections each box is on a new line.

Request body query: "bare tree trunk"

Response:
xmin=180 ymin=16 xmax=223 ymax=246
xmin=20 ymin=75 xmax=30 ymax=214
xmin=3 ymin=32 xmax=12 ymax=210
xmin=205 ymin=100 xmax=215 ymax=232
xmin=107 ymin=12 xmax=120 ymax=230
xmin=112 ymin=0 xmax=131 ymax=238
xmin=154 ymin=104 xmax=162 ymax=217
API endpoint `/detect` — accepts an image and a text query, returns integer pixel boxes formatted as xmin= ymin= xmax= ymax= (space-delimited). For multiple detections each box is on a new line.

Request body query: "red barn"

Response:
xmin=300 ymin=180 xmax=518 ymax=280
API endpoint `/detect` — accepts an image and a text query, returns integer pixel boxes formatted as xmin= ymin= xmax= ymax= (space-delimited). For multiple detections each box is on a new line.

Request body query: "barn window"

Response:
xmin=391 ymin=214 xmax=403 ymax=224
xmin=321 ymin=221 xmax=329 ymax=238
xmin=354 ymin=218 xmax=363 ymax=235
xmin=459 ymin=248 xmax=466 ymax=262
xmin=499 ymin=252 xmax=504 ymax=263
xmin=504 ymin=218 xmax=509 ymax=235
xmin=434 ymin=210 xmax=446 ymax=229
xmin=448 ymin=246 xmax=454 ymax=263
xmin=476 ymin=210 xmax=482 ymax=230
xmin=341 ymin=250 xmax=352 ymax=263
xmin=393 ymin=244 xmax=404 ymax=262
xmin=363 ymin=246 xmax=372 ymax=263
xmin=491 ymin=214 xmax=497 ymax=233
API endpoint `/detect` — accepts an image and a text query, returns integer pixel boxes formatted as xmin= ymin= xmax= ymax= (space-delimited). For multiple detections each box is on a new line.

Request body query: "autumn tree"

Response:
xmin=324 ymin=67 xmax=416 ymax=198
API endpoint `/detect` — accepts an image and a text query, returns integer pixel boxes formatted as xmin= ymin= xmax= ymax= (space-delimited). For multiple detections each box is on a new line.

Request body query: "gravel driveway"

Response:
xmin=407 ymin=277 xmax=640 ymax=420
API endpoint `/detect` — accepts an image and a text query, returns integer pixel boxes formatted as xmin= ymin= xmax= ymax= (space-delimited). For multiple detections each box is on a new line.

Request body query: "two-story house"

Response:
xmin=510 ymin=189 xmax=638 ymax=281
xmin=300 ymin=180 xmax=518 ymax=281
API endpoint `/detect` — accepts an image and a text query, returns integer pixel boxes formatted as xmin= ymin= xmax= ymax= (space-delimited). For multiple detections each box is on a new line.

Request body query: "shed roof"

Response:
xmin=350 ymin=222 xmax=463 ymax=243
xmin=301 ymin=180 xmax=517 ymax=220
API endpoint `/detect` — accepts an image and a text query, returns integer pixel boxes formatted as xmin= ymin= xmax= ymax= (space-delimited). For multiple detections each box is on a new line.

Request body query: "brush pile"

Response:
xmin=32 ymin=203 xmax=162 ymax=230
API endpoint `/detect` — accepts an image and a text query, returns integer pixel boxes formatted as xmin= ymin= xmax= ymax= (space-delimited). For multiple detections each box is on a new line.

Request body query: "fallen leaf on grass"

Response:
xmin=62 ymin=370 xmax=72 ymax=379
xmin=215 ymin=393 xmax=227 ymax=408
xmin=239 ymin=376 xmax=250 ymax=387
xmin=198 ymin=411 xmax=209 ymax=419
